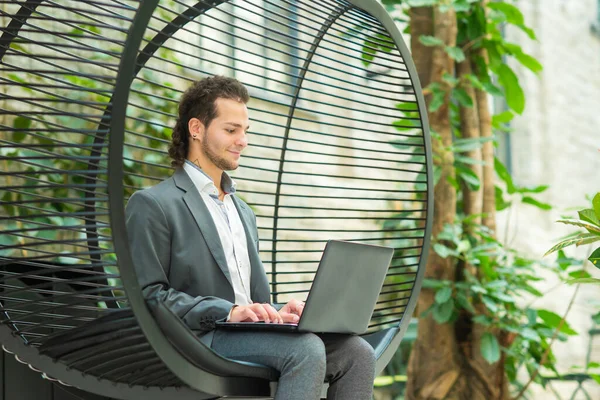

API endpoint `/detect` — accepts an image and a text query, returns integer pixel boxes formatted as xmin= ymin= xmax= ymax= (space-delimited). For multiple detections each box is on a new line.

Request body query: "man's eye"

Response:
xmin=227 ymin=129 xmax=235 ymax=133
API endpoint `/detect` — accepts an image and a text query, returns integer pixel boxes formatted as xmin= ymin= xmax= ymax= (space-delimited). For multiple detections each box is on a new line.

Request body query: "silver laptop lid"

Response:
xmin=298 ymin=240 xmax=394 ymax=334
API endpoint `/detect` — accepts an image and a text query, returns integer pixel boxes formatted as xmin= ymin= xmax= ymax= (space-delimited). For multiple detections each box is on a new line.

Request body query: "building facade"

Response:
xmin=503 ymin=0 xmax=600 ymax=398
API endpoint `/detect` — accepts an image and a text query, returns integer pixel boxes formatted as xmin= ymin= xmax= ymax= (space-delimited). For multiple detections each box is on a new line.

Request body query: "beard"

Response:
xmin=201 ymin=133 xmax=239 ymax=171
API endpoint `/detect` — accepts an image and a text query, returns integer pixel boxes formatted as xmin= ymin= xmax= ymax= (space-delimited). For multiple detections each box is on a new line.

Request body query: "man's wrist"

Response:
xmin=226 ymin=304 xmax=239 ymax=322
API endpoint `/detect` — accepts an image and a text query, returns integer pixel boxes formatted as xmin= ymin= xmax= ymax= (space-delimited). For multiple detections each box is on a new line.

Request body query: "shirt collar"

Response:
xmin=183 ymin=160 xmax=237 ymax=195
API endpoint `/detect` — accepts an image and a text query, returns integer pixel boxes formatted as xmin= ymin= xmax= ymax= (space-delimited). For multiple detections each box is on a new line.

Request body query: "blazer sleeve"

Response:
xmin=125 ymin=190 xmax=234 ymax=331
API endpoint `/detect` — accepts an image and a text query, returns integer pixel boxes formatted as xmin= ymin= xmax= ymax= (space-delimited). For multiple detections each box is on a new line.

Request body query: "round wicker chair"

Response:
xmin=0 ymin=0 xmax=432 ymax=398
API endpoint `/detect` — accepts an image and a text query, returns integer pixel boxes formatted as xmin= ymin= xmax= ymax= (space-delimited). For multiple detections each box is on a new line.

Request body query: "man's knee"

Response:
xmin=293 ymin=333 xmax=326 ymax=370
xmin=300 ymin=333 xmax=327 ymax=359
xmin=349 ymin=336 xmax=377 ymax=368
xmin=346 ymin=336 xmax=376 ymax=373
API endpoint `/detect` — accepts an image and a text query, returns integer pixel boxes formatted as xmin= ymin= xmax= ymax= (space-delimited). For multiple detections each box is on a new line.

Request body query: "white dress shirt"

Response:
xmin=183 ymin=161 xmax=252 ymax=307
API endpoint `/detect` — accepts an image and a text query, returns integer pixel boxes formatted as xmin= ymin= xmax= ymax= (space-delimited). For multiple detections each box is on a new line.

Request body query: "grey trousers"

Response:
xmin=210 ymin=330 xmax=376 ymax=400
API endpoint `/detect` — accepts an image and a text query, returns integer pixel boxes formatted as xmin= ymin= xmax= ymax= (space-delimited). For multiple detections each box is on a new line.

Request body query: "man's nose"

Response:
xmin=236 ymin=133 xmax=248 ymax=148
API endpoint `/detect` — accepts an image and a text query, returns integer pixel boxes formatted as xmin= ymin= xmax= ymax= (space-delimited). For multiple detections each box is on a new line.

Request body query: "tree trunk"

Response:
xmin=406 ymin=7 xmax=462 ymax=400
xmin=469 ymin=1 xmax=506 ymax=394
xmin=456 ymin=55 xmax=483 ymax=224
xmin=406 ymin=4 xmax=510 ymax=400
xmin=475 ymin=62 xmax=496 ymax=234
xmin=410 ymin=7 xmax=434 ymax=89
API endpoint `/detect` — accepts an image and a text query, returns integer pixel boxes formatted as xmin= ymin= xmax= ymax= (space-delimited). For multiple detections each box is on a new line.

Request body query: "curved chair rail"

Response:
xmin=0 ymin=0 xmax=432 ymax=398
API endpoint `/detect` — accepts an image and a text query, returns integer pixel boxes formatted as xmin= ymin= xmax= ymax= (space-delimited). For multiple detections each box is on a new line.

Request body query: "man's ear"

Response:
xmin=188 ymin=117 xmax=205 ymax=140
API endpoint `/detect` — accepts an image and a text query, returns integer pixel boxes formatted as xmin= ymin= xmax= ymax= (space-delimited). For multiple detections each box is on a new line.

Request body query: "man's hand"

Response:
xmin=229 ymin=303 xmax=283 ymax=323
xmin=278 ymin=299 xmax=305 ymax=323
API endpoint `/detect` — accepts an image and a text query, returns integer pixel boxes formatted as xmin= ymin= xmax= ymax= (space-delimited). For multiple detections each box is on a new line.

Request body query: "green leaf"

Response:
xmin=456 ymin=240 xmax=470 ymax=254
xmin=486 ymin=280 xmax=508 ymax=290
xmin=13 ymin=116 xmax=31 ymax=143
xmin=497 ymin=64 xmax=525 ymax=114
xmin=522 ymin=196 xmax=552 ymax=210
xmin=455 ymin=155 xmax=486 ymax=166
xmin=521 ymin=327 xmax=541 ymax=342
xmin=428 ymin=91 xmax=446 ymax=113
xmin=557 ymin=249 xmax=574 ymax=270
xmin=473 ymin=315 xmax=492 ymax=326
xmin=526 ymin=308 xmax=537 ymax=325
xmin=578 ymin=209 xmax=600 ymax=225
xmin=480 ymin=332 xmax=501 ymax=364
xmin=567 ymin=278 xmax=600 ymax=285
xmin=443 ymin=72 xmax=459 ymax=86
xmin=588 ymin=247 xmax=600 ymax=268
xmin=453 ymin=87 xmax=473 ymax=107
xmin=556 ymin=219 xmax=600 ymax=234
xmin=456 ymin=292 xmax=476 ymax=313
xmin=8 ymin=73 xmax=27 ymax=84
xmin=545 ymin=234 xmax=600 ymax=256
xmin=381 ymin=0 xmax=400 ymax=11
xmin=57 ymin=255 xmax=80 ymax=265
xmin=434 ymin=243 xmax=454 ymax=258
xmin=593 ymin=193 xmax=600 ymax=220
xmin=518 ymin=24 xmax=536 ymax=40
xmin=490 ymin=292 xmax=514 ymax=303
xmin=406 ymin=0 xmax=439 ymax=8
xmin=452 ymin=1 xmax=472 ymax=13
xmin=590 ymin=374 xmax=600 ymax=385
xmin=452 ymin=137 xmax=493 ymax=152
xmin=537 ymin=309 xmax=578 ymax=335
xmin=419 ymin=35 xmax=444 ymax=47
xmin=576 ymin=233 xmax=600 ymax=246
xmin=422 ymin=278 xmax=451 ymax=289
xmin=487 ymin=2 xmax=525 ymax=25
xmin=492 ymin=110 xmax=514 ymax=125
xmin=523 ymin=185 xmax=550 ymax=194
xmin=457 ymin=166 xmax=481 ymax=191
xmin=568 ymin=269 xmax=591 ymax=279
xmin=435 ymin=286 xmax=453 ymax=304
xmin=494 ymin=158 xmax=516 ymax=194
xmin=361 ymin=42 xmax=376 ymax=67
xmin=445 ymin=46 xmax=466 ymax=62
xmin=481 ymin=296 xmax=498 ymax=313
xmin=514 ymin=52 xmax=543 ymax=74
xmin=433 ymin=299 xmax=454 ymax=324
xmin=482 ymin=81 xmax=503 ymax=97
xmin=471 ymin=285 xmax=487 ymax=294
xmin=495 ymin=186 xmax=511 ymax=211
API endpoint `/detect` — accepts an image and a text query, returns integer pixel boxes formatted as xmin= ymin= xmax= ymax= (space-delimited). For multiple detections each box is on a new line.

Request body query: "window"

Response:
xmin=196 ymin=0 xmax=300 ymax=97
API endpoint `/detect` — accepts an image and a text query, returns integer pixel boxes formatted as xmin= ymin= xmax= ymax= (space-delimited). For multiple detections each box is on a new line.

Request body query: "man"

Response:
xmin=125 ymin=76 xmax=376 ymax=400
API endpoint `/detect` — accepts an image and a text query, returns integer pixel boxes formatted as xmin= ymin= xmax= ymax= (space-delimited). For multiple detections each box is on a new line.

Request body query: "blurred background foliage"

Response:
xmin=368 ymin=1 xmax=599 ymax=399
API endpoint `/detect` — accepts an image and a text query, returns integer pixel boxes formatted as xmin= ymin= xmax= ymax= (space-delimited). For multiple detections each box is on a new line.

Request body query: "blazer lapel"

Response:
xmin=173 ymin=168 xmax=233 ymax=287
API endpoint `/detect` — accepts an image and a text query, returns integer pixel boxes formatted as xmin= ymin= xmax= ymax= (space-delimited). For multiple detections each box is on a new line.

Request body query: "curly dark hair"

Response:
xmin=168 ymin=76 xmax=249 ymax=167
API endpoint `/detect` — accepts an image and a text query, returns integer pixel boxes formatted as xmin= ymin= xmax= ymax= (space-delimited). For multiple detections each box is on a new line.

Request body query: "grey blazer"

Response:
xmin=125 ymin=167 xmax=271 ymax=343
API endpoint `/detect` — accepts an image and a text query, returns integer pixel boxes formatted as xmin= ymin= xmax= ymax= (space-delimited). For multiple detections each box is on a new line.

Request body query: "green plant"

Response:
xmin=545 ymin=192 xmax=600 ymax=286
xmin=364 ymin=1 xmax=583 ymax=398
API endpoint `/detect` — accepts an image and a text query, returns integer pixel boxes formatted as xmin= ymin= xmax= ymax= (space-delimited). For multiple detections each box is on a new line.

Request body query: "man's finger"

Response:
xmin=279 ymin=311 xmax=300 ymax=324
xmin=235 ymin=307 xmax=259 ymax=322
xmin=263 ymin=303 xmax=283 ymax=324
xmin=250 ymin=303 xmax=270 ymax=322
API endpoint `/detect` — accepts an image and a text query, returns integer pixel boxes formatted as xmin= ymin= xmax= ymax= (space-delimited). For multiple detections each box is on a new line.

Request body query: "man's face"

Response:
xmin=201 ymin=98 xmax=249 ymax=171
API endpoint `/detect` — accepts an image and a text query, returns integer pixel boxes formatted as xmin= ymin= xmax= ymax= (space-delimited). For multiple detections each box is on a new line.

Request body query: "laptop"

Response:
xmin=215 ymin=240 xmax=394 ymax=335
